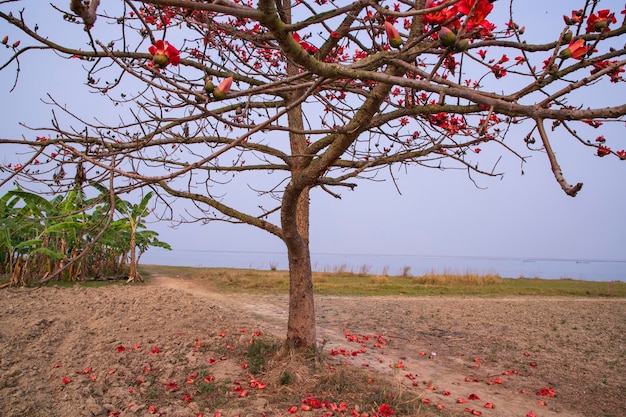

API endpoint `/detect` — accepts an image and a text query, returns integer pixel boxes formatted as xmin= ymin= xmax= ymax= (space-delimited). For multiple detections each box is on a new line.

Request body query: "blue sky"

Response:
xmin=1 ymin=1 xmax=625 ymax=269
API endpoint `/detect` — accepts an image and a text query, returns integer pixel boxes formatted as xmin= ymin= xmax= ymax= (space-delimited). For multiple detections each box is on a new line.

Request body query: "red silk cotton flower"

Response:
xmin=586 ymin=9 xmax=616 ymax=33
xmin=559 ymin=38 xmax=588 ymax=60
xmin=148 ymin=40 xmax=180 ymax=69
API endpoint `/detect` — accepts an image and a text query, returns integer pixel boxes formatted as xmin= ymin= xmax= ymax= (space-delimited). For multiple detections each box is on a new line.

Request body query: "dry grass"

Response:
xmin=253 ymin=348 xmax=432 ymax=416
xmin=413 ymin=270 xmax=503 ymax=286
xmin=139 ymin=264 xmax=626 ymax=297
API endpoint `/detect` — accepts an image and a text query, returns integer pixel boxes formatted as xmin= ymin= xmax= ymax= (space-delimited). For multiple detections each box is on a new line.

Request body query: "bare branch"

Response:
xmin=536 ymin=118 xmax=583 ymax=197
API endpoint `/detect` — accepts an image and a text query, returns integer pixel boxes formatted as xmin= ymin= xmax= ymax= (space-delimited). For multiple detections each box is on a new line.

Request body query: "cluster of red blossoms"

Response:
xmin=293 ymin=32 xmax=319 ymax=55
xmin=422 ymin=0 xmax=495 ymax=36
xmin=559 ymin=8 xmax=620 ymax=62
xmin=288 ymin=394 xmax=395 ymax=416
xmin=564 ymin=8 xmax=618 ymax=33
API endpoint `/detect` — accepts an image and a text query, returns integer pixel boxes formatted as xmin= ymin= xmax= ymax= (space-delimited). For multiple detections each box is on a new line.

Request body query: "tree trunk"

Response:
xmin=282 ymin=2 xmax=315 ymax=346
xmin=282 ymin=184 xmax=315 ymax=349
xmin=282 ymin=102 xmax=315 ymax=346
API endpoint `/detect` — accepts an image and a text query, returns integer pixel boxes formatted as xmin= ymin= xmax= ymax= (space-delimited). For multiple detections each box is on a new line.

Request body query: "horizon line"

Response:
xmin=149 ymin=248 xmax=626 ymax=264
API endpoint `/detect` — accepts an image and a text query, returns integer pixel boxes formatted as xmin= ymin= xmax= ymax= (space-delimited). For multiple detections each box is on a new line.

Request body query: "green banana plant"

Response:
xmin=0 ymin=185 xmax=170 ymax=287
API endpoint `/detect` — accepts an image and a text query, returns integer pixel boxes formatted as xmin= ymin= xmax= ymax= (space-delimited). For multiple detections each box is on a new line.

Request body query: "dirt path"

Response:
xmin=148 ymin=274 xmax=626 ymax=417
xmin=1 ymin=275 xmax=624 ymax=417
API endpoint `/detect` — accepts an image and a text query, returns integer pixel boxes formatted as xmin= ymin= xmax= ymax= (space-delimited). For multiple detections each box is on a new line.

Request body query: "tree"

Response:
xmin=1 ymin=0 xmax=624 ymax=349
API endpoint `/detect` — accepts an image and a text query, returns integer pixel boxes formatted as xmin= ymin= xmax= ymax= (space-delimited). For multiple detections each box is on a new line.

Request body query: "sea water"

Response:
xmin=141 ymin=248 xmax=625 ymax=282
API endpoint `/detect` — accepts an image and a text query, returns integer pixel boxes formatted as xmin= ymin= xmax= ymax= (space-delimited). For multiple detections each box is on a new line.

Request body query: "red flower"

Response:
xmin=148 ymin=40 xmax=180 ymax=68
xmin=559 ymin=38 xmax=588 ymax=60
xmin=591 ymin=60 xmax=625 ymax=83
xmin=454 ymin=0 xmax=494 ymax=26
xmin=293 ymin=32 xmax=318 ymax=54
xmin=468 ymin=393 xmax=480 ymax=400
xmin=378 ymin=403 xmax=395 ymax=416
xmin=62 ymin=376 xmax=71 ymax=385
xmin=116 ymin=345 xmax=125 ymax=353
xmin=616 ymin=150 xmax=626 ymax=159
xmin=563 ymin=10 xmax=584 ymax=25
xmin=597 ymin=145 xmax=611 ymax=157
xmin=536 ymin=387 xmax=556 ymax=397
xmin=586 ymin=9 xmax=616 ymax=33
xmin=422 ymin=0 xmax=457 ymax=26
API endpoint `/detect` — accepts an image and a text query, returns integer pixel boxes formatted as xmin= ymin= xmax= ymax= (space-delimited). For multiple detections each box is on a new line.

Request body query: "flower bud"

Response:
xmin=1 ymin=35 xmax=8 ymax=45
xmin=213 ymin=76 xmax=233 ymax=100
xmin=455 ymin=39 xmax=469 ymax=52
xmin=12 ymin=40 xmax=20 ymax=48
xmin=384 ymin=21 xmax=402 ymax=49
xmin=563 ymin=30 xmax=572 ymax=43
xmin=438 ymin=27 xmax=456 ymax=48
xmin=204 ymin=78 xmax=215 ymax=95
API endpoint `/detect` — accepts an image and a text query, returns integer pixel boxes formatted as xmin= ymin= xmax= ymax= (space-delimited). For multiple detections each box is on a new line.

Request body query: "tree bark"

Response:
xmin=282 ymin=98 xmax=316 ymax=349
xmin=282 ymin=195 xmax=315 ymax=349
xmin=280 ymin=0 xmax=316 ymax=349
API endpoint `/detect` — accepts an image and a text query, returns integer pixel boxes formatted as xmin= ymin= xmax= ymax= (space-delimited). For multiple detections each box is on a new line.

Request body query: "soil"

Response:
xmin=1 ymin=272 xmax=625 ymax=417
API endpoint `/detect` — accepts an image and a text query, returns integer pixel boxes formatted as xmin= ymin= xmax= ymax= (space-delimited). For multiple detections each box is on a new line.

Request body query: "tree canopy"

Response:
xmin=1 ymin=0 xmax=625 ymax=348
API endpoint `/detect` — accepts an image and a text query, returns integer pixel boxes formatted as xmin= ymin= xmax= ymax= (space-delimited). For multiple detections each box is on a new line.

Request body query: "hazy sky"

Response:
xmin=1 ymin=1 xmax=625 ymax=266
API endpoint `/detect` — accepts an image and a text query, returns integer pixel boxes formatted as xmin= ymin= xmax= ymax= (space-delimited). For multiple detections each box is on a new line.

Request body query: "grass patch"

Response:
xmin=140 ymin=264 xmax=626 ymax=297
xmin=244 ymin=338 xmax=280 ymax=374
xmin=258 ymin=353 xmax=430 ymax=417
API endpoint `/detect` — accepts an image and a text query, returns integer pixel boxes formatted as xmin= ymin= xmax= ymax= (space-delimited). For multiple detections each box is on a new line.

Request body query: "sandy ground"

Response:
xmin=1 ymin=274 xmax=625 ymax=417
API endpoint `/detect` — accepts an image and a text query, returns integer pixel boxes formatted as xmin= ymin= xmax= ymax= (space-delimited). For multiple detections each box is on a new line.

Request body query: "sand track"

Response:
xmin=0 ymin=275 xmax=624 ymax=417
